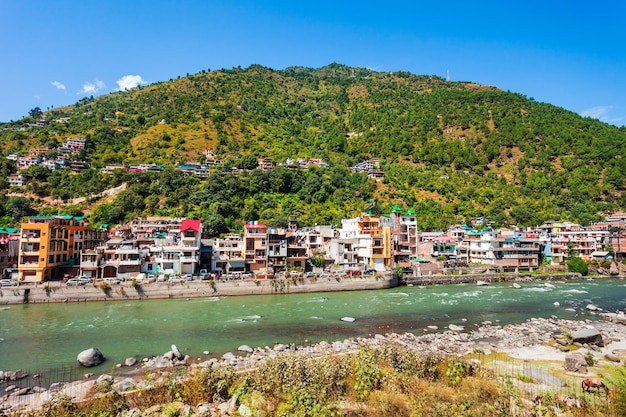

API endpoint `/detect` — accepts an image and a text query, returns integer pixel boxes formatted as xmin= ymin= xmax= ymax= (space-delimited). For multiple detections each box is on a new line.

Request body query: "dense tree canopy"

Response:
xmin=0 ymin=64 xmax=625 ymax=231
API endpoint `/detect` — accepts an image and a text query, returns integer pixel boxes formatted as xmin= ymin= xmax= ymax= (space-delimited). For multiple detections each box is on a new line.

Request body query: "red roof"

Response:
xmin=244 ymin=223 xmax=267 ymax=229
xmin=181 ymin=219 xmax=201 ymax=233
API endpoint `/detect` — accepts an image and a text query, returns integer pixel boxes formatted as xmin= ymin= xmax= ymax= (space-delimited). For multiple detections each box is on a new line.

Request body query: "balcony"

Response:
xmin=179 ymin=256 xmax=198 ymax=263
xmin=245 ymin=231 xmax=266 ymax=237
xmin=116 ymin=247 xmax=141 ymax=255
xmin=119 ymin=259 xmax=142 ymax=266
xmin=20 ymin=249 xmax=40 ymax=256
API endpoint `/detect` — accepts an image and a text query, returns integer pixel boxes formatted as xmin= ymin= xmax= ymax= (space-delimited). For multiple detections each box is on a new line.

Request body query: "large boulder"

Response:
xmin=564 ymin=352 xmax=587 ymax=373
xmin=571 ymin=328 xmax=604 ymax=347
xmin=171 ymin=344 xmax=183 ymax=360
xmin=601 ymin=312 xmax=626 ymax=325
xmin=77 ymin=348 xmax=105 ymax=367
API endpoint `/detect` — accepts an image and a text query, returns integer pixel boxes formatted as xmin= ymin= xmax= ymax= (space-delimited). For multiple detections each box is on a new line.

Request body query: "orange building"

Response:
xmin=18 ymin=215 xmax=107 ymax=282
xmin=356 ymin=213 xmax=392 ymax=269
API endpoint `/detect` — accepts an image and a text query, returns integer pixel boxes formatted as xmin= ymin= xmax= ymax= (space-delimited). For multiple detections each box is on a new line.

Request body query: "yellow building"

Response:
xmin=356 ymin=213 xmax=392 ymax=269
xmin=18 ymin=215 xmax=106 ymax=282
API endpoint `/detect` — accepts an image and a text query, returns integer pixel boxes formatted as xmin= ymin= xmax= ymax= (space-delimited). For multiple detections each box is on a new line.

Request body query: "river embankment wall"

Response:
xmin=0 ymin=275 xmax=398 ymax=305
xmin=2 ymin=272 xmax=622 ymax=305
xmin=402 ymin=272 xmax=617 ymax=285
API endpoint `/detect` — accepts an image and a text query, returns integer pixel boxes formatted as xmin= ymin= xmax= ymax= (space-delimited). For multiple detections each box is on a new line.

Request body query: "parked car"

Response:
xmin=78 ymin=276 xmax=93 ymax=285
xmin=345 ymin=269 xmax=362 ymax=276
xmin=66 ymin=278 xmax=82 ymax=286
xmin=201 ymin=272 xmax=215 ymax=280
xmin=144 ymin=274 xmax=156 ymax=283
xmin=363 ymin=269 xmax=377 ymax=275
xmin=1 ymin=279 xmax=17 ymax=286
xmin=104 ymin=277 xmax=122 ymax=285
xmin=199 ymin=269 xmax=208 ymax=278
xmin=184 ymin=274 xmax=193 ymax=281
xmin=168 ymin=276 xmax=183 ymax=284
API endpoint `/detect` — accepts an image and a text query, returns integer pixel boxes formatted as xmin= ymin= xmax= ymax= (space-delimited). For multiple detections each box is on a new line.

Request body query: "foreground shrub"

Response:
xmin=22 ymin=345 xmax=621 ymax=417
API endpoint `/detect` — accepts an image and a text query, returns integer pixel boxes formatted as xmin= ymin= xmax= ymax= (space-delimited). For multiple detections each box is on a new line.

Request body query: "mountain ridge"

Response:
xmin=1 ymin=64 xmax=624 ymax=231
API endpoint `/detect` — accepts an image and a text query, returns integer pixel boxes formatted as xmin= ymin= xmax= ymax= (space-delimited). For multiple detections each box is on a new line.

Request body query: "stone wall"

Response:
xmin=403 ymin=272 xmax=585 ymax=286
xmin=0 ymin=275 xmax=398 ymax=305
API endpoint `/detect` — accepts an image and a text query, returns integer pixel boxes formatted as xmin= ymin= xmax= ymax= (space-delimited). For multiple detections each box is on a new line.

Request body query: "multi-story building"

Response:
xmin=388 ymin=206 xmax=418 ymax=267
xmin=18 ymin=215 xmax=106 ymax=282
xmin=0 ymin=228 xmax=20 ymax=280
xmin=334 ymin=214 xmax=392 ymax=270
xmin=143 ymin=219 xmax=201 ymax=276
xmin=17 ymin=156 xmax=41 ymax=171
xmin=63 ymin=137 xmax=86 ymax=153
xmin=456 ymin=229 xmax=495 ymax=266
xmin=8 ymin=174 xmax=26 ymax=188
xmin=267 ymin=228 xmax=287 ymax=274
xmin=328 ymin=236 xmax=360 ymax=270
xmin=431 ymin=236 xmax=457 ymax=260
xmin=357 ymin=213 xmax=392 ymax=270
xmin=211 ymin=234 xmax=245 ymax=274
xmin=608 ymin=230 xmax=626 ymax=261
xmin=244 ymin=222 xmax=268 ymax=276
xmin=99 ymin=237 xmax=143 ymax=279
xmin=286 ymin=232 xmax=309 ymax=270
xmin=491 ymin=232 xmax=541 ymax=271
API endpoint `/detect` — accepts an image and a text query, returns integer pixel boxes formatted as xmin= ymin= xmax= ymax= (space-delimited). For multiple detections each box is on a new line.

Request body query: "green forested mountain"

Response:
xmin=1 ymin=64 xmax=625 ymax=232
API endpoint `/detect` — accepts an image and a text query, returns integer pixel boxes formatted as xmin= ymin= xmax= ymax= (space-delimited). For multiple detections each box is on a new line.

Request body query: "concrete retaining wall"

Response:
xmin=0 ymin=275 xmax=398 ymax=305
xmin=403 ymin=272 xmax=586 ymax=286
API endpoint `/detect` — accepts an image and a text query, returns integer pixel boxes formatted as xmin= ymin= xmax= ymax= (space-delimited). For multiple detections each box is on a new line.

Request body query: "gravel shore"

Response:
xmin=3 ymin=310 xmax=625 ymax=414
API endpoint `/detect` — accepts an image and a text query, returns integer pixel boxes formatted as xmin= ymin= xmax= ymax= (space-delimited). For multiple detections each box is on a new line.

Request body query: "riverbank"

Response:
xmin=404 ymin=271 xmax=592 ymax=285
xmin=0 ymin=274 xmax=398 ymax=305
xmin=3 ymin=272 xmax=622 ymax=305
xmin=3 ymin=312 xmax=625 ymax=415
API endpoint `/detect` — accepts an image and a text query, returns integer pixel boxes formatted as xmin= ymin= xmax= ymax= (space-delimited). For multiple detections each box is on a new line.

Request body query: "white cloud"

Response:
xmin=51 ymin=81 xmax=66 ymax=90
xmin=116 ymin=74 xmax=147 ymax=91
xmin=581 ymin=105 xmax=625 ymax=125
xmin=79 ymin=79 xmax=105 ymax=95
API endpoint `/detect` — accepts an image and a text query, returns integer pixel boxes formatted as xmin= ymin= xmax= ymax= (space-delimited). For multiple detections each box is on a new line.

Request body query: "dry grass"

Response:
xmin=20 ymin=345 xmax=624 ymax=417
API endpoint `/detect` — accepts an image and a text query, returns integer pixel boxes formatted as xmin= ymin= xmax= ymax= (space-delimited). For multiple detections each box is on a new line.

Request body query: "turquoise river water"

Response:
xmin=0 ymin=278 xmax=625 ymax=375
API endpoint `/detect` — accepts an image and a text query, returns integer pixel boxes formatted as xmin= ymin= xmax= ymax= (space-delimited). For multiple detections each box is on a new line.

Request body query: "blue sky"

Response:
xmin=1 ymin=1 xmax=625 ymax=126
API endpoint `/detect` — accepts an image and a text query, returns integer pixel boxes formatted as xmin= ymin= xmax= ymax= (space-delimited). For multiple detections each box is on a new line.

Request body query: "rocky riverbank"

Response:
xmin=3 ymin=308 xmax=625 ymax=415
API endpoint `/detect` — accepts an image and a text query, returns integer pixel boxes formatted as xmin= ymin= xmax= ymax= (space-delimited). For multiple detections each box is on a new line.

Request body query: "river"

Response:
xmin=0 ymin=278 xmax=624 ymax=375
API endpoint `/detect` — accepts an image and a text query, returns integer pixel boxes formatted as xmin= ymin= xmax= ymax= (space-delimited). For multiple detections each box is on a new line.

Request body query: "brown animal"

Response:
xmin=581 ymin=378 xmax=609 ymax=396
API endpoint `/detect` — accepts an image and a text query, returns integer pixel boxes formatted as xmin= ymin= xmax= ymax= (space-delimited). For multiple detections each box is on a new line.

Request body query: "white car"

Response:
xmin=1 ymin=279 xmax=17 ymax=286
xmin=78 ymin=276 xmax=93 ymax=285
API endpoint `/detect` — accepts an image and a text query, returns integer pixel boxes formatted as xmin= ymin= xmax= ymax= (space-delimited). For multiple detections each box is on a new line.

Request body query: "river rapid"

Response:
xmin=0 ymin=278 xmax=624 ymax=374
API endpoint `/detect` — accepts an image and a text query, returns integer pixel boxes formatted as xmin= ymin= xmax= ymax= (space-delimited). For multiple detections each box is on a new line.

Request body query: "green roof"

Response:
xmin=29 ymin=215 xmax=75 ymax=220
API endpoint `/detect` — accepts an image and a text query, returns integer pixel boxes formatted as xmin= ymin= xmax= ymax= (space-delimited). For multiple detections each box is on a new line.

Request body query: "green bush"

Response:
xmin=567 ymin=257 xmax=589 ymax=276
